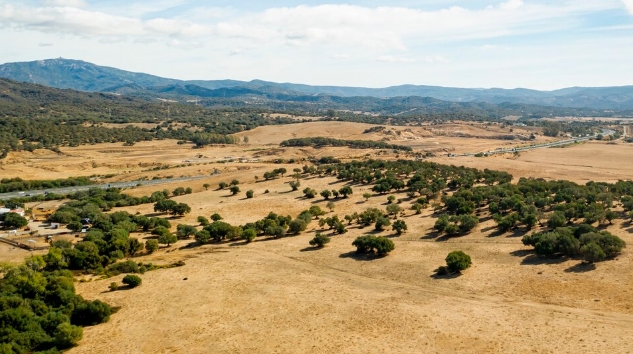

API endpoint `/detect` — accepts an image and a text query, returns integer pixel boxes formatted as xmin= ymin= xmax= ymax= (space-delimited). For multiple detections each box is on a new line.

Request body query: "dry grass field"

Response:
xmin=2 ymin=121 xmax=633 ymax=353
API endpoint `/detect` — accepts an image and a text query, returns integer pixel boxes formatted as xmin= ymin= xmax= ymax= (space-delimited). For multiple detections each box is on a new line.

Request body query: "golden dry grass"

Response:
xmin=1 ymin=121 xmax=632 ymax=353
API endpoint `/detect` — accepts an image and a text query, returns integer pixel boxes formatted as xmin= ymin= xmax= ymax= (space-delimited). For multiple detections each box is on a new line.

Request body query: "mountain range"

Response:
xmin=1 ymin=58 xmax=633 ymax=111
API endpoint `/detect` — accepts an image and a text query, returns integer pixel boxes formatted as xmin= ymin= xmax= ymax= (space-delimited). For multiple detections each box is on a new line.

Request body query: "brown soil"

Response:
xmin=1 ymin=121 xmax=631 ymax=353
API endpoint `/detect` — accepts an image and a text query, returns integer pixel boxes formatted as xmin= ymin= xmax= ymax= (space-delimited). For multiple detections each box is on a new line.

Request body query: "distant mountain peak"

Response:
xmin=0 ymin=58 xmax=632 ymax=110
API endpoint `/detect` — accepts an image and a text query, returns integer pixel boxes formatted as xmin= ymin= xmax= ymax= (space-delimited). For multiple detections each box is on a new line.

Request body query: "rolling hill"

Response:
xmin=2 ymin=58 xmax=633 ymax=110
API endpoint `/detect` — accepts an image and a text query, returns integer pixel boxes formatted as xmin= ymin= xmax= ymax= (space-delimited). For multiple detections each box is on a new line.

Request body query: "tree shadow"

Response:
xmin=339 ymin=251 xmax=386 ymax=261
xmin=564 ymin=262 xmax=596 ymax=273
xmin=300 ymin=246 xmax=322 ymax=252
xmin=509 ymin=249 xmax=532 ymax=257
xmin=229 ymin=241 xmax=249 ymax=247
xmin=421 ymin=231 xmax=441 ymax=240
xmin=520 ymin=254 xmax=567 ymax=265
xmin=430 ymin=271 xmax=462 ymax=280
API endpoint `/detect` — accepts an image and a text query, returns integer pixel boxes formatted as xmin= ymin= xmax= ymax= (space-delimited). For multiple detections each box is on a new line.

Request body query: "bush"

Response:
xmin=309 ymin=233 xmax=330 ymax=248
xmin=71 ymin=300 xmax=112 ymax=326
xmin=145 ymin=239 xmax=159 ymax=253
xmin=352 ymin=235 xmax=394 ymax=256
xmin=375 ymin=216 xmax=391 ymax=231
xmin=122 ymin=274 xmax=142 ymax=288
xmin=242 ymin=228 xmax=257 ymax=243
xmin=445 ymin=251 xmax=472 ymax=273
xmin=109 ymin=282 xmax=119 ymax=291
xmin=246 ymin=190 xmax=254 ymax=198
xmin=54 ymin=322 xmax=83 ymax=349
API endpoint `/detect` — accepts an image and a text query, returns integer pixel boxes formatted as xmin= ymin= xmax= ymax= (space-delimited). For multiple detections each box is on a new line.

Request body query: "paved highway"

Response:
xmin=456 ymin=129 xmax=616 ymax=157
xmin=0 ymin=175 xmax=210 ymax=201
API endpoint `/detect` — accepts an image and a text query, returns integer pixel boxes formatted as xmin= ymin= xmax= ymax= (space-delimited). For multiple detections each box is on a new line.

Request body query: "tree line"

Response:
xmin=280 ymin=137 xmax=413 ymax=152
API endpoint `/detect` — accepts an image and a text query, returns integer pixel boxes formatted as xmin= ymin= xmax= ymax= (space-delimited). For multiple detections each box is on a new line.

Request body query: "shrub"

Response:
xmin=392 ymin=220 xmax=407 ymax=235
xmin=109 ymin=282 xmax=119 ymax=291
xmin=242 ymin=228 xmax=257 ymax=243
xmin=71 ymin=300 xmax=112 ymax=326
xmin=375 ymin=216 xmax=391 ymax=231
xmin=145 ymin=239 xmax=159 ymax=253
xmin=352 ymin=235 xmax=394 ymax=256
xmin=122 ymin=274 xmax=142 ymax=288
xmin=246 ymin=190 xmax=254 ymax=198
xmin=309 ymin=233 xmax=331 ymax=248
xmin=580 ymin=242 xmax=606 ymax=263
xmin=445 ymin=251 xmax=472 ymax=273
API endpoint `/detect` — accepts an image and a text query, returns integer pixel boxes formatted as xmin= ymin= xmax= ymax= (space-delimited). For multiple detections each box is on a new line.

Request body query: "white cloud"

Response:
xmin=0 ymin=1 xmax=620 ymax=49
xmin=623 ymin=0 xmax=633 ymax=14
xmin=41 ymin=0 xmax=87 ymax=8
xmin=377 ymin=55 xmax=415 ymax=63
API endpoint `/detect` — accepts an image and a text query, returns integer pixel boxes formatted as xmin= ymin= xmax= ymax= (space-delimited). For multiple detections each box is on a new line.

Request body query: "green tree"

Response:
xmin=242 ymin=228 xmax=257 ymax=243
xmin=289 ymin=181 xmax=300 ymax=191
xmin=309 ymin=233 xmax=330 ymax=248
xmin=176 ymin=224 xmax=197 ymax=239
xmin=392 ymin=220 xmax=407 ymax=235
xmin=375 ymin=216 xmax=391 ymax=231
xmin=580 ymin=242 xmax=606 ymax=263
xmin=122 ymin=274 xmax=142 ymax=288
xmin=197 ymin=216 xmax=210 ymax=226
xmin=2 ymin=212 xmax=28 ymax=229
xmin=53 ymin=322 xmax=83 ymax=349
xmin=229 ymin=185 xmax=240 ymax=195
xmin=194 ymin=230 xmax=211 ymax=244
xmin=363 ymin=192 xmax=372 ymax=201
xmin=145 ymin=239 xmax=159 ymax=253
xmin=246 ymin=190 xmax=254 ymax=198
xmin=320 ymin=189 xmax=332 ymax=200
xmin=339 ymin=186 xmax=353 ymax=198
xmin=157 ymin=231 xmax=177 ymax=247
xmin=445 ymin=251 xmax=472 ymax=273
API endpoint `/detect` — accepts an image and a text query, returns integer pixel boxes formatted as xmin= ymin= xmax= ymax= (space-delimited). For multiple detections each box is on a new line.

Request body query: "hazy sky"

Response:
xmin=1 ymin=0 xmax=632 ymax=89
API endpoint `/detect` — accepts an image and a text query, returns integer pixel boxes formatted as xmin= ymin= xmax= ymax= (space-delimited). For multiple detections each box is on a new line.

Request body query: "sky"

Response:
xmin=1 ymin=0 xmax=632 ymax=90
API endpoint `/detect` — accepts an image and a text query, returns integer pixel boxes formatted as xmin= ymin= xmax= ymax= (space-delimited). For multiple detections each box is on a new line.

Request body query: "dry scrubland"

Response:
xmin=2 ymin=121 xmax=633 ymax=353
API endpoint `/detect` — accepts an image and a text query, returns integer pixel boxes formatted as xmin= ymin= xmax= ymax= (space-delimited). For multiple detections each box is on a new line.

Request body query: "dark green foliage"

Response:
xmin=242 ymin=228 xmax=257 ymax=243
xmin=320 ymin=189 xmax=332 ymax=199
xmin=522 ymin=228 xmax=625 ymax=262
xmin=392 ymin=220 xmax=407 ymax=235
xmin=157 ymin=230 xmax=177 ymax=247
xmin=385 ymin=203 xmax=402 ymax=216
xmin=0 ymin=176 xmax=92 ymax=193
xmin=197 ymin=216 xmax=209 ymax=226
xmin=145 ymin=239 xmax=159 ymax=253
xmin=338 ymin=186 xmax=353 ymax=198
xmin=211 ymin=213 xmax=223 ymax=221
xmin=203 ymin=221 xmax=233 ymax=242
xmin=280 ymin=137 xmax=412 ymax=151
xmin=71 ymin=300 xmax=112 ymax=326
xmin=309 ymin=233 xmax=331 ymax=248
xmin=122 ymin=275 xmax=142 ymax=288
xmin=580 ymin=243 xmax=606 ymax=263
xmin=289 ymin=181 xmax=300 ymax=191
xmin=288 ymin=219 xmax=308 ymax=234
xmin=1 ymin=212 xmax=28 ymax=229
xmin=194 ymin=230 xmax=211 ymax=244
xmin=176 ymin=224 xmax=197 ymax=239
xmin=435 ymin=215 xmax=478 ymax=236
xmin=229 ymin=186 xmax=240 ymax=195
xmin=445 ymin=251 xmax=472 ymax=273
xmin=352 ymin=235 xmax=395 ymax=256
xmin=375 ymin=216 xmax=391 ymax=231
xmin=246 ymin=190 xmax=254 ymax=198
xmin=105 ymin=260 xmax=140 ymax=276
xmin=303 ymin=187 xmax=317 ymax=198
